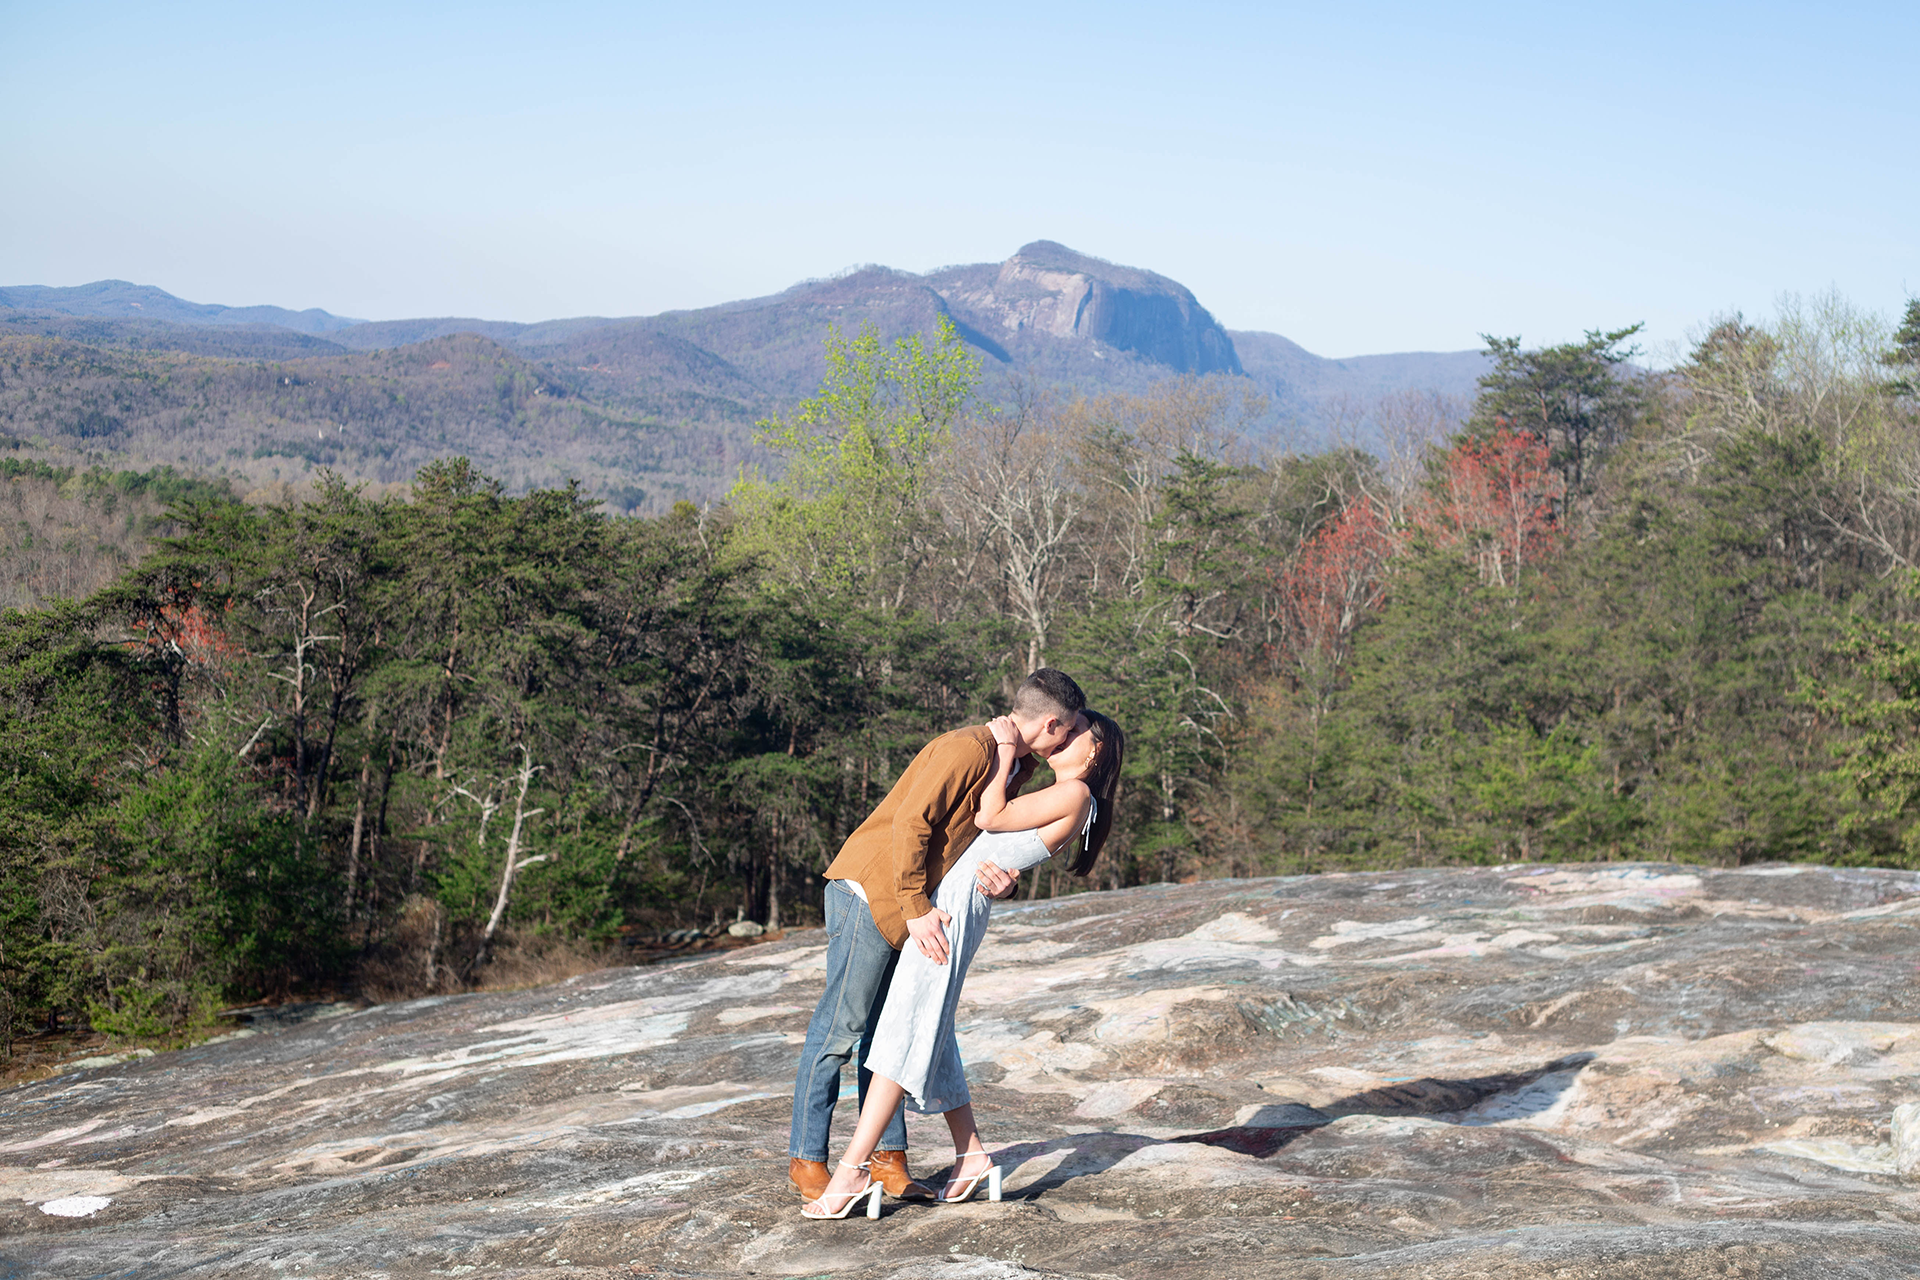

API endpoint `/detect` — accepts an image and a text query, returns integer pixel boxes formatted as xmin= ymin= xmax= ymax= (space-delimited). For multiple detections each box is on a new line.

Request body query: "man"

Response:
xmin=787 ymin=669 xmax=1087 ymax=1202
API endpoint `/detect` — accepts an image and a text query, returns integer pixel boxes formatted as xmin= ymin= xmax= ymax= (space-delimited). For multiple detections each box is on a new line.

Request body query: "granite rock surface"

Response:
xmin=4 ymin=862 xmax=1919 ymax=1279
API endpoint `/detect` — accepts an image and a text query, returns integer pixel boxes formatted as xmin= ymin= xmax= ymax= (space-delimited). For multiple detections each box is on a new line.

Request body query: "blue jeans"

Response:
xmin=788 ymin=880 xmax=909 ymax=1161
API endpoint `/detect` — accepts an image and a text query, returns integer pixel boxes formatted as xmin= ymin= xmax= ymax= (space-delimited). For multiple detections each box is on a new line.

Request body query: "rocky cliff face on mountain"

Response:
xmin=928 ymin=242 xmax=1242 ymax=377
xmin=5 ymin=863 xmax=1918 ymax=1279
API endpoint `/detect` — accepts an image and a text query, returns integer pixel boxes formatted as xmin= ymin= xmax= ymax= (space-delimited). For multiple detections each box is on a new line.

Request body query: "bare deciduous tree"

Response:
xmin=941 ymin=388 xmax=1085 ymax=670
xmin=1068 ymin=376 xmax=1262 ymax=599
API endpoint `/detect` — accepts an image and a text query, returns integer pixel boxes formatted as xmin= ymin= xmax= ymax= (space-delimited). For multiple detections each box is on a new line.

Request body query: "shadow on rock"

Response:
xmin=988 ymin=1131 xmax=1161 ymax=1199
xmin=988 ymin=1052 xmax=1598 ymax=1190
xmin=1174 ymin=1052 xmax=1595 ymax=1159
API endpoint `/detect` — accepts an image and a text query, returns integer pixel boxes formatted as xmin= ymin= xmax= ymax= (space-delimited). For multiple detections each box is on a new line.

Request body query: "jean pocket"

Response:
xmin=824 ymin=881 xmax=849 ymax=942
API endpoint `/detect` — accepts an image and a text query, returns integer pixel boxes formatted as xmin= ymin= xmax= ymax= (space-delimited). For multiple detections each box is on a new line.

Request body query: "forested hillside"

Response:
xmin=3 ymin=297 xmax=1919 ymax=1052
xmin=0 ymin=332 xmax=736 ymax=510
xmin=0 ymin=459 xmax=233 ymax=611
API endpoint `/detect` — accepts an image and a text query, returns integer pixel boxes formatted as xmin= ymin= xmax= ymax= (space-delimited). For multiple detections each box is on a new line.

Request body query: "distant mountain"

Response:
xmin=0 ymin=245 xmax=1490 ymax=504
xmin=0 ymin=311 xmax=351 ymax=359
xmin=0 ymin=280 xmax=363 ymax=334
xmin=1231 ymin=331 xmax=1490 ymax=425
xmin=318 ymin=242 xmax=1482 ymax=430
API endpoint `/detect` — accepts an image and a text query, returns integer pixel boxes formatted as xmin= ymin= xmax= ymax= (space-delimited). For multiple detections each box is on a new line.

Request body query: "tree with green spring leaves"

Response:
xmin=731 ymin=316 xmax=978 ymax=616
xmin=1809 ymin=575 xmax=1920 ymax=865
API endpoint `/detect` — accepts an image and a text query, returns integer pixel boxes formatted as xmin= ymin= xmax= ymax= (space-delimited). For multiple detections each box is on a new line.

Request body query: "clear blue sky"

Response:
xmin=3 ymin=1 xmax=1914 ymax=357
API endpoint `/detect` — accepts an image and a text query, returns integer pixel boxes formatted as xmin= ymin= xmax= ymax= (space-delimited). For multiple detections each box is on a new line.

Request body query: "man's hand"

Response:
xmin=905 ymin=907 xmax=953 ymax=965
xmin=975 ymin=860 xmax=1018 ymax=900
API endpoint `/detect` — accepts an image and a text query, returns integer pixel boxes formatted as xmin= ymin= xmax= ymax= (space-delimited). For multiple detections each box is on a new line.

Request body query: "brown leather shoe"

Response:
xmin=869 ymin=1149 xmax=935 ymax=1201
xmin=789 ymin=1157 xmax=830 ymax=1201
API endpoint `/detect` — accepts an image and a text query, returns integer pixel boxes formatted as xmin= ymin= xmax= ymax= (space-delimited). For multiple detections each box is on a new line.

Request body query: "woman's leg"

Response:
xmin=941 ymin=1103 xmax=992 ymax=1189
xmin=818 ymin=1074 xmax=908 ymax=1202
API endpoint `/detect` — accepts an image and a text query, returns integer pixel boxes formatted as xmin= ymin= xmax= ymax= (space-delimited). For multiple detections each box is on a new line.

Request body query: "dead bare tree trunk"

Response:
xmin=261 ymin=583 xmax=342 ymax=824
xmin=423 ymin=904 xmax=443 ymax=992
xmin=474 ymin=744 xmax=546 ymax=973
xmin=343 ymin=750 xmax=374 ymax=924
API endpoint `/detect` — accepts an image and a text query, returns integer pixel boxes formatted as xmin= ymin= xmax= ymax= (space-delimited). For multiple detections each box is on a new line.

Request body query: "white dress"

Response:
xmin=864 ymin=803 xmax=1091 ymax=1113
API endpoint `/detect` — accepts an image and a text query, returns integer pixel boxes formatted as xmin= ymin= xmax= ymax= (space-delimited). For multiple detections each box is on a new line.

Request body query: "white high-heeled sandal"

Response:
xmin=802 ymin=1160 xmax=883 ymax=1220
xmin=940 ymin=1153 xmax=1002 ymax=1204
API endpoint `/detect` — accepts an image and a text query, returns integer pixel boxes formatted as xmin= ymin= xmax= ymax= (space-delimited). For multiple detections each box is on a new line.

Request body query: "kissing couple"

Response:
xmin=787 ymin=668 xmax=1126 ymax=1219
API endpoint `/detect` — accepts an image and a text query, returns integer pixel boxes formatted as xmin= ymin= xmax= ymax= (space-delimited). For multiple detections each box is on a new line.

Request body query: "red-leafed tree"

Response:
xmin=1413 ymin=428 xmax=1565 ymax=589
xmin=1274 ymin=498 xmax=1396 ymax=709
xmin=1259 ymin=496 xmax=1398 ymax=846
xmin=124 ymin=591 xmax=245 ymax=748
xmin=132 ymin=597 xmax=241 ymax=669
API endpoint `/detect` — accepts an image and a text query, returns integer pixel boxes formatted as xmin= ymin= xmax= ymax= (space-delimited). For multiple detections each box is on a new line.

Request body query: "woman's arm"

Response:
xmin=977 ymin=778 xmax=1090 ymax=833
xmin=975 ymin=717 xmax=1021 ymax=830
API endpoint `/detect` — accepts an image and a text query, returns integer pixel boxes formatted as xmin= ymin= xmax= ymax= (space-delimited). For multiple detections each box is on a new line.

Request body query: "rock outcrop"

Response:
xmin=7 ymin=862 xmax=1918 ymax=1278
xmin=930 ymin=242 xmax=1242 ymax=377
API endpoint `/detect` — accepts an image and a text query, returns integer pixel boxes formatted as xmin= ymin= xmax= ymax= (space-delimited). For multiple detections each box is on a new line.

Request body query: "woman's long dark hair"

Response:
xmin=1068 ymin=711 xmax=1125 ymax=876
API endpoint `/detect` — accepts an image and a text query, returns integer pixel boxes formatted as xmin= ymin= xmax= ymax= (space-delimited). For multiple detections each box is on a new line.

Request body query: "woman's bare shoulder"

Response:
xmin=1047 ymin=779 xmax=1092 ymax=808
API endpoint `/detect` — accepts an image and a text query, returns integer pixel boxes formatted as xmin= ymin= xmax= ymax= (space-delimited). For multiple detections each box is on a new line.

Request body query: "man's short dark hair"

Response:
xmin=1012 ymin=668 xmax=1086 ymax=722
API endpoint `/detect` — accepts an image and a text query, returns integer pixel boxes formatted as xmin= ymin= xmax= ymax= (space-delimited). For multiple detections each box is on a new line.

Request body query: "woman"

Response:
xmin=801 ymin=710 xmax=1126 ymax=1220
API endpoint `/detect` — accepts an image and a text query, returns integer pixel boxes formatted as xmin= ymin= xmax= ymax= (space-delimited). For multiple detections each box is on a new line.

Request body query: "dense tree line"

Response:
xmin=4 ymin=298 xmax=1920 ymax=1051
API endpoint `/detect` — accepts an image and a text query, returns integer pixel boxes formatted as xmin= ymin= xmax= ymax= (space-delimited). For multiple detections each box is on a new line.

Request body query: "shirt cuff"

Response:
xmin=901 ymin=892 xmax=934 ymax=922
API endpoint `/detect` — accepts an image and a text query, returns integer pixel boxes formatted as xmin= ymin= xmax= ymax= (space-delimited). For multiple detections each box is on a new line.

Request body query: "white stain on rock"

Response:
xmin=0 ymin=1167 xmax=140 ymax=1204
xmin=1760 ymin=1137 xmax=1901 ymax=1176
xmin=373 ymin=1010 xmax=690 ymax=1075
xmin=1763 ymin=1022 xmax=1917 ymax=1066
xmin=0 ymin=1118 xmax=110 ymax=1153
xmin=1367 ymin=927 xmax=1564 ymax=963
xmin=38 ymin=1194 xmax=111 ymax=1217
xmin=1310 ymin=916 xmax=1440 ymax=949
xmin=63 ymin=1049 xmax=155 ymax=1072
xmin=1511 ymin=867 xmax=1704 ymax=910
xmin=1894 ymin=1101 xmax=1920 ymax=1178
xmin=1074 ymin=1080 xmax=1166 ymax=1119
xmin=725 ymin=944 xmax=828 ymax=970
